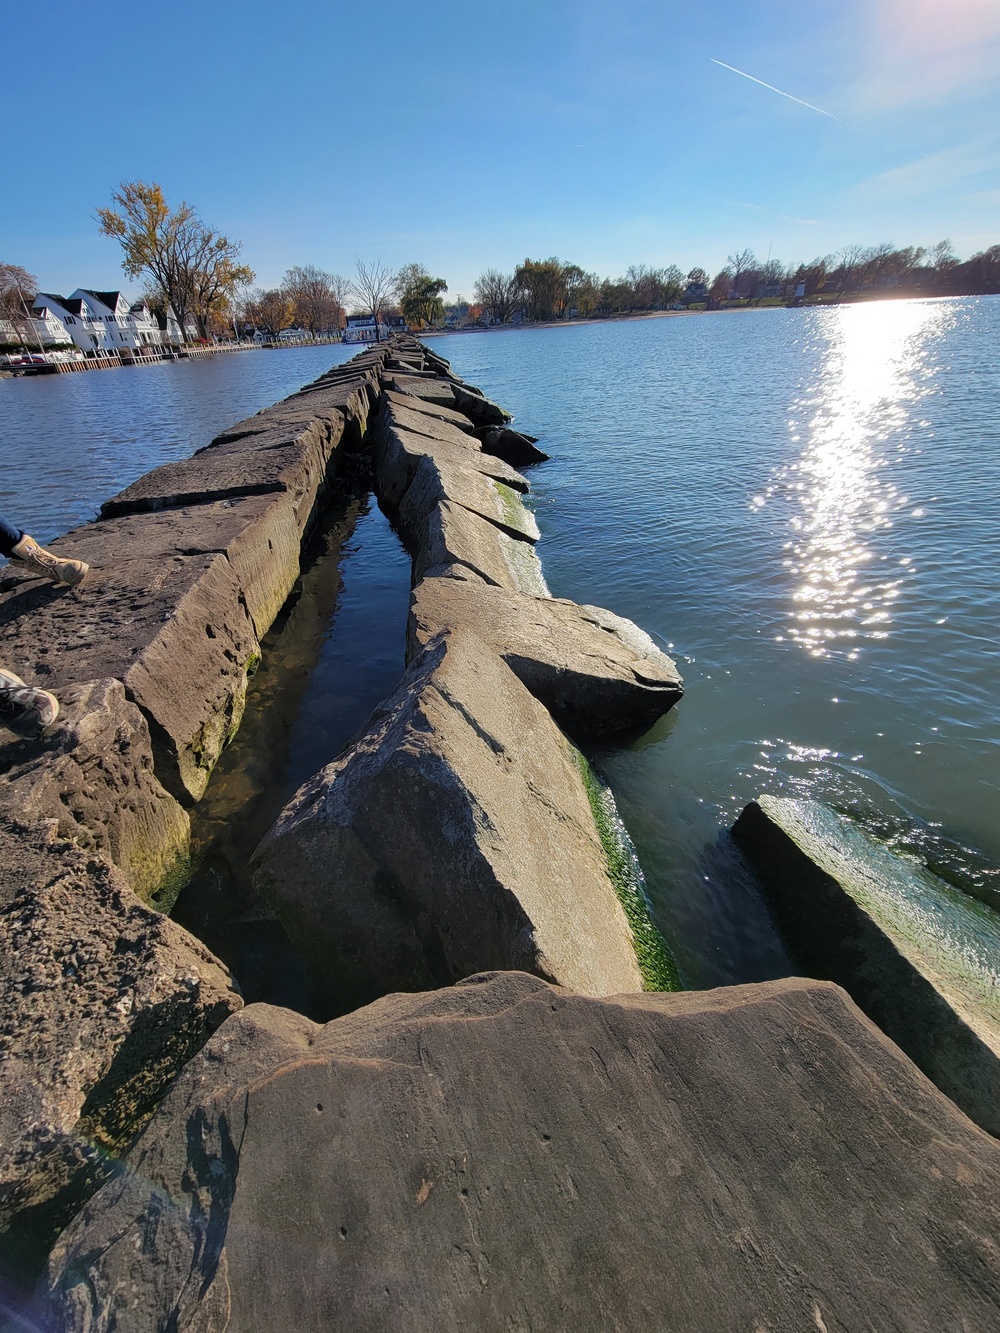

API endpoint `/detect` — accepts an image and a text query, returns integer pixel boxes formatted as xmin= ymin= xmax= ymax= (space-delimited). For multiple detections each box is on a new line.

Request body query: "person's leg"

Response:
xmin=4 ymin=520 xmax=89 ymax=585
xmin=0 ymin=512 xmax=22 ymax=559
xmin=0 ymin=667 xmax=59 ymax=736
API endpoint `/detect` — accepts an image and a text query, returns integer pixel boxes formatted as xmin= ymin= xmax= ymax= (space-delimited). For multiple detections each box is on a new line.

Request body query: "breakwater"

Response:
xmin=3 ymin=338 xmax=1000 ymax=1330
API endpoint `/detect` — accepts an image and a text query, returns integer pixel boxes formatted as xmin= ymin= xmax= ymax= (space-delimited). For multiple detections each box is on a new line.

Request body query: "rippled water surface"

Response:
xmin=434 ymin=300 xmax=1000 ymax=987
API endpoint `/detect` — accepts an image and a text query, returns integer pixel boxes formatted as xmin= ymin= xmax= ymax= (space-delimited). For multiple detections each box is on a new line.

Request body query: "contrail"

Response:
xmin=711 ymin=59 xmax=844 ymax=124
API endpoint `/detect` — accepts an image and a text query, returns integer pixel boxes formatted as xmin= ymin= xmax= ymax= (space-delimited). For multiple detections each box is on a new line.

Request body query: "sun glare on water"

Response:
xmin=756 ymin=300 xmax=953 ymax=659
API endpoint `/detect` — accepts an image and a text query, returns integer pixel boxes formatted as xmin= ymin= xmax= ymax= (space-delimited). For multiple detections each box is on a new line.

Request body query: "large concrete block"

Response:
xmin=416 ymin=500 xmax=548 ymax=594
xmin=103 ymin=420 xmax=340 ymax=521
xmin=41 ymin=972 xmax=1000 ymax=1333
xmin=252 ymin=633 xmax=643 ymax=1015
xmin=384 ymin=387 xmax=476 ymax=432
xmin=409 ymin=571 xmax=683 ymax=741
xmin=399 ymin=454 xmax=539 ymax=548
xmin=386 ymin=399 xmax=483 ymax=449
xmin=375 ymin=422 xmax=528 ymax=511
xmin=0 ymin=547 xmax=260 ymax=803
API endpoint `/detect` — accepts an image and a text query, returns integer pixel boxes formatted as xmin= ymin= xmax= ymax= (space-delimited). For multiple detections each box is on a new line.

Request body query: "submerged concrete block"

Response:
xmin=41 ymin=972 xmax=1000 ymax=1333
xmin=252 ymin=633 xmax=643 ymax=1015
xmin=733 ymin=795 xmax=1000 ymax=1136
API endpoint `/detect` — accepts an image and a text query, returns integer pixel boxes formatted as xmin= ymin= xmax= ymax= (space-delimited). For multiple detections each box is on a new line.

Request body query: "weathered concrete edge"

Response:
xmin=733 ymin=795 xmax=1000 ymax=1136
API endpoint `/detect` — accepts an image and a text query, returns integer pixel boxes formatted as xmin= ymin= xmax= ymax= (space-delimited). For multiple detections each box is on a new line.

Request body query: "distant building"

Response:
xmin=344 ymin=314 xmax=405 ymax=343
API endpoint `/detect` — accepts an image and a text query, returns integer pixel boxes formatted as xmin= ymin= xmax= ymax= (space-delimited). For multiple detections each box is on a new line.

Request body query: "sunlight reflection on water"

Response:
xmin=758 ymin=301 xmax=955 ymax=659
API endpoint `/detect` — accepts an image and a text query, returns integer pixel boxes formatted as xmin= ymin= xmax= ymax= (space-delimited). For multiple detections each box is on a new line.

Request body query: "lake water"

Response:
xmin=1 ymin=306 xmax=997 ymax=994
xmin=432 ymin=300 xmax=1000 ymax=987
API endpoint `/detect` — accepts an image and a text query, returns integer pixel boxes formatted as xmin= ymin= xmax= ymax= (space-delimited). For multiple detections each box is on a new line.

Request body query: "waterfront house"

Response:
xmin=34 ymin=293 xmax=111 ymax=355
xmin=344 ymin=315 xmax=377 ymax=343
xmin=71 ymin=291 xmax=165 ymax=354
xmin=1 ymin=302 xmax=74 ymax=352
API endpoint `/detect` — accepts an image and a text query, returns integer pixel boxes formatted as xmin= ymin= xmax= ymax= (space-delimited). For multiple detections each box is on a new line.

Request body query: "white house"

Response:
xmin=2 ymin=302 xmax=74 ymax=351
xmin=344 ymin=315 xmax=404 ymax=343
xmin=71 ymin=290 xmax=165 ymax=353
xmin=34 ymin=293 xmax=111 ymax=355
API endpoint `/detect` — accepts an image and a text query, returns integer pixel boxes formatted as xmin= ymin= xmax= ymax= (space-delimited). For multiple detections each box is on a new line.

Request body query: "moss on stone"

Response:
xmin=148 ymin=850 xmax=193 ymax=914
xmin=493 ymin=480 xmax=526 ymax=532
xmin=573 ymin=748 xmax=681 ymax=992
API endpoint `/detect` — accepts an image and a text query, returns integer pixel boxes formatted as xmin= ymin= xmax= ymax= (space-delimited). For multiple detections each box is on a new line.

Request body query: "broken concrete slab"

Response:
xmin=252 ymin=633 xmax=643 ymax=1015
xmin=0 ymin=678 xmax=190 ymax=905
xmin=0 ymin=546 xmax=260 ymax=803
xmin=0 ymin=822 xmax=240 ymax=1279
xmin=415 ymin=499 xmax=548 ymax=594
xmin=733 ymin=795 xmax=1000 ymax=1137
xmin=409 ymin=572 xmax=683 ymax=741
xmin=399 ymin=455 xmax=540 ymax=550
xmin=383 ymin=388 xmax=476 ymax=432
xmin=41 ymin=971 xmax=1000 ymax=1333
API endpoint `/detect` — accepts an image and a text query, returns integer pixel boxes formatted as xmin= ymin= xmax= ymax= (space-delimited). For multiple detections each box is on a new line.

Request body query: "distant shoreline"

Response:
xmin=419 ymin=292 xmax=969 ymax=337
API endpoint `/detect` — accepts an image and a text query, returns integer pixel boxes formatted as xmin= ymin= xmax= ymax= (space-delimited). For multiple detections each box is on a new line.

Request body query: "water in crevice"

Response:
xmin=173 ymin=493 xmax=411 ymax=1015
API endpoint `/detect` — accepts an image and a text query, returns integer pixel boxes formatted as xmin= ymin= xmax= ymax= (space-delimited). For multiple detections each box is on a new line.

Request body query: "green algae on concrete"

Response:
xmin=573 ymin=748 xmax=681 ymax=992
xmin=734 ymin=795 xmax=1000 ymax=1136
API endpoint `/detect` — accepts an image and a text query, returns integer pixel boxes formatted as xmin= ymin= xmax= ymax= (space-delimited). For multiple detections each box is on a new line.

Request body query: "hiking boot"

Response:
xmin=10 ymin=533 xmax=89 ymax=586
xmin=0 ymin=667 xmax=59 ymax=736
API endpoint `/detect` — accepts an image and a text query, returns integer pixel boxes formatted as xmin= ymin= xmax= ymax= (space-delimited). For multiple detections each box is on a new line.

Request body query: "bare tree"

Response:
xmin=0 ymin=262 xmax=38 ymax=348
xmin=280 ymin=265 xmax=346 ymax=335
xmin=350 ymin=260 xmax=396 ymax=341
xmin=473 ymin=268 xmax=520 ymax=324
xmin=836 ymin=243 xmax=866 ymax=294
xmin=726 ymin=249 xmax=757 ymax=299
xmin=929 ymin=238 xmax=957 ymax=274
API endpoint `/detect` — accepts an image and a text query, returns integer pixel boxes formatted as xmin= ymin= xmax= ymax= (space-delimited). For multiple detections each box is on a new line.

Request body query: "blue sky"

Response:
xmin=4 ymin=0 xmax=998 ymax=300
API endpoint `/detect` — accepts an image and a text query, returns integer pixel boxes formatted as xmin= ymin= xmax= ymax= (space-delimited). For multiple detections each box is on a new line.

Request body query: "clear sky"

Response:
xmin=3 ymin=0 xmax=998 ymax=301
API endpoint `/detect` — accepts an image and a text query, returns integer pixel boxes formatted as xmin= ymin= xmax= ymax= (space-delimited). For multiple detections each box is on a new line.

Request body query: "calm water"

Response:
xmin=0 ymin=345 xmax=356 ymax=541
xmin=434 ymin=300 xmax=1000 ymax=988
xmin=2 ymin=309 xmax=998 ymax=993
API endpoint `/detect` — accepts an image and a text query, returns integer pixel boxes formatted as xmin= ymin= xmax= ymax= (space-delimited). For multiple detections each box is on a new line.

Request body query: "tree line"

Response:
xmin=471 ymin=242 xmax=1000 ymax=323
xmin=5 ymin=178 xmax=1000 ymax=349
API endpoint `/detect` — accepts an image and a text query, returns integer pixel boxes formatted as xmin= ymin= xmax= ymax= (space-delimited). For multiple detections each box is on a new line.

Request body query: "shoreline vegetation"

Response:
xmin=5 ymin=176 xmax=1000 ymax=353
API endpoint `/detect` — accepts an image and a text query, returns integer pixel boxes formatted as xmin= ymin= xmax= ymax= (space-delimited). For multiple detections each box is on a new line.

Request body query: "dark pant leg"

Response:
xmin=0 ymin=513 xmax=24 ymax=559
